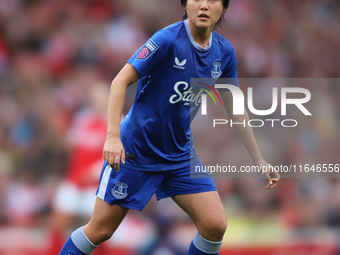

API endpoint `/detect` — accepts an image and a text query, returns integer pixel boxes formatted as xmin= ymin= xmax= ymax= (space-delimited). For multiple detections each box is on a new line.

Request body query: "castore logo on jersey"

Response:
xmin=173 ymin=57 xmax=187 ymax=70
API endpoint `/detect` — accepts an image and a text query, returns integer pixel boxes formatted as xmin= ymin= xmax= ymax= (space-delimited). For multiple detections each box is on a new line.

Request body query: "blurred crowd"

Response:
xmin=0 ymin=0 xmax=340 ymax=254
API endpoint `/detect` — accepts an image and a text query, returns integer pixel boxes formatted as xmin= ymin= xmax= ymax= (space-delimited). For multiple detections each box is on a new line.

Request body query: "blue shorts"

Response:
xmin=96 ymin=161 xmax=217 ymax=211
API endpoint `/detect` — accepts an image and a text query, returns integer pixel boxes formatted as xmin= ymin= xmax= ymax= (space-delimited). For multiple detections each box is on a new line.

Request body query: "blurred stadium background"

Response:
xmin=0 ymin=0 xmax=340 ymax=254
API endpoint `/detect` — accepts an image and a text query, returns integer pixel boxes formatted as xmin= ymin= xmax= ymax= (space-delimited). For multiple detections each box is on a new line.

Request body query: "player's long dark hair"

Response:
xmin=180 ymin=0 xmax=230 ymax=28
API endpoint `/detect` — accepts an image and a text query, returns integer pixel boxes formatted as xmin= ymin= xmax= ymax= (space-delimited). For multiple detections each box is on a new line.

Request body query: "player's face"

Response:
xmin=185 ymin=0 xmax=225 ymax=31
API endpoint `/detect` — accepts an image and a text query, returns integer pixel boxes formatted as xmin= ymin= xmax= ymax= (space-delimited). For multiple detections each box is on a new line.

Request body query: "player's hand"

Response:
xmin=103 ymin=135 xmax=125 ymax=172
xmin=255 ymin=159 xmax=280 ymax=190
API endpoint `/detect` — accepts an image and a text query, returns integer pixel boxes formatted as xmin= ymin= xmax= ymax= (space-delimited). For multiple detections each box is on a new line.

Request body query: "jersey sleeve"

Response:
xmin=127 ymin=30 xmax=171 ymax=78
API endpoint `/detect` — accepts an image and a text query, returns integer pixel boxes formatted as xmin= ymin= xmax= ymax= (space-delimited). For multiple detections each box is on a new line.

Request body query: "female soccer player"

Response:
xmin=59 ymin=0 xmax=280 ymax=254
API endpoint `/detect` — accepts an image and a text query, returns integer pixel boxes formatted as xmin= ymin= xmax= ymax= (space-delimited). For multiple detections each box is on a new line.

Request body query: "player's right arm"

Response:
xmin=104 ymin=29 xmax=169 ymax=171
xmin=103 ymin=63 xmax=139 ymax=171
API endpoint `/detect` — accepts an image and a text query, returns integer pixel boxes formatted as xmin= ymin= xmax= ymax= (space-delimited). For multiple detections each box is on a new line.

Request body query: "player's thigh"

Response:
xmin=172 ymin=191 xmax=227 ymax=240
xmin=83 ymin=197 xmax=129 ymax=244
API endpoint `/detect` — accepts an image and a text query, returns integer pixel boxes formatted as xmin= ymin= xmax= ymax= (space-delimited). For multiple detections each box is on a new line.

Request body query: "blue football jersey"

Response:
xmin=121 ymin=19 xmax=238 ymax=171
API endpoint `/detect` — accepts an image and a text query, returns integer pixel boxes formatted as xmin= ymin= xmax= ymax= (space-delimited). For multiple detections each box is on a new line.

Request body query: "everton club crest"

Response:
xmin=211 ymin=62 xmax=222 ymax=78
xmin=111 ymin=182 xmax=128 ymax=199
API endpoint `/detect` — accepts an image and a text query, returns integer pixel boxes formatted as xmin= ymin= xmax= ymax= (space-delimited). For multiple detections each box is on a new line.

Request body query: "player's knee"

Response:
xmin=212 ymin=219 xmax=227 ymax=240
xmin=83 ymin=223 xmax=115 ymax=244
xmin=95 ymin=227 xmax=115 ymax=243
xmin=199 ymin=218 xmax=227 ymax=241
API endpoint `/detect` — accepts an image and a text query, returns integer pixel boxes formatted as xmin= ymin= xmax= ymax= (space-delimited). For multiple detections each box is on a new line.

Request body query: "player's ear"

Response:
xmin=183 ymin=5 xmax=187 ymax=16
xmin=182 ymin=0 xmax=187 ymax=10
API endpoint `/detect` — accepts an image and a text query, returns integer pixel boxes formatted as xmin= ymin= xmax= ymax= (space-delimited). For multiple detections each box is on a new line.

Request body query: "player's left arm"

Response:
xmin=219 ymin=90 xmax=280 ymax=189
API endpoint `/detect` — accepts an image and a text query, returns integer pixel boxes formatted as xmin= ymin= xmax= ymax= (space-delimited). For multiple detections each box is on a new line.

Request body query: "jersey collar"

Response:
xmin=184 ymin=19 xmax=212 ymax=52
